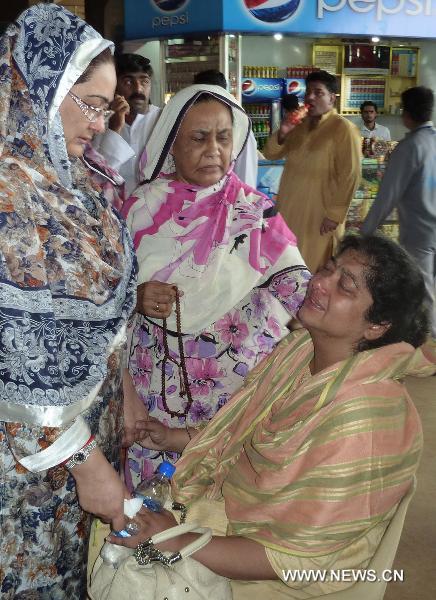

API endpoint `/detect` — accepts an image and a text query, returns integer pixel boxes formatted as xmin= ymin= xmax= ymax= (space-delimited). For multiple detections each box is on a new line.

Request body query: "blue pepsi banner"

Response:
xmin=124 ymin=0 xmax=222 ymax=39
xmin=224 ymin=0 xmax=436 ymax=38
xmin=284 ymin=78 xmax=306 ymax=99
xmin=125 ymin=0 xmax=436 ymax=39
xmin=242 ymin=78 xmax=283 ymax=101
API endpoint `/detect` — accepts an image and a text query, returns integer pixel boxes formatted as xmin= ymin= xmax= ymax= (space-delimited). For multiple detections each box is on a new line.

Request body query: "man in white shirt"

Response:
xmin=93 ymin=54 xmax=161 ymax=197
xmin=193 ymin=69 xmax=258 ymax=189
xmin=360 ymin=101 xmax=391 ymax=141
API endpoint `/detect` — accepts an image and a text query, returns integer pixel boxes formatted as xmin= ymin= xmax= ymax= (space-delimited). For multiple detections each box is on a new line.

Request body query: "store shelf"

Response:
xmin=311 ymin=43 xmax=419 ymax=117
xmin=165 ymin=56 xmax=219 ymax=63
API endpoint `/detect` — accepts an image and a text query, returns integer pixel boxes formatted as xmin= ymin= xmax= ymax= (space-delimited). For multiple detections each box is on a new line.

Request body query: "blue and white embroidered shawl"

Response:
xmin=0 ymin=4 xmax=136 ymax=435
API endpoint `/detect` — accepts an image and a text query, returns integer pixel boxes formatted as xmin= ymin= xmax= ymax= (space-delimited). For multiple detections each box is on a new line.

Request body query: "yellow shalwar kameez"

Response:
xmin=263 ymin=110 xmax=361 ymax=273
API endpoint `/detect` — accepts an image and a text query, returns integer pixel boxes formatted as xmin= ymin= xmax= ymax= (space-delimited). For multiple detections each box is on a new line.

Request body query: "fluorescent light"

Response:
xmin=274 ymin=33 xmax=283 ymax=41
xmin=371 ymin=36 xmax=380 ymax=43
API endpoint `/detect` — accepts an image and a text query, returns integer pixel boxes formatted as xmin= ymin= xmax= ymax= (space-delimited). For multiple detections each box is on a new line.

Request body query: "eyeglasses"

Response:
xmin=68 ymin=91 xmax=114 ymax=123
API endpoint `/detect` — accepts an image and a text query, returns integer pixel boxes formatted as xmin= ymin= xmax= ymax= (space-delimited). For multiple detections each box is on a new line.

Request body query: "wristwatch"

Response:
xmin=65 ymin=439 xmax=97 ymax=470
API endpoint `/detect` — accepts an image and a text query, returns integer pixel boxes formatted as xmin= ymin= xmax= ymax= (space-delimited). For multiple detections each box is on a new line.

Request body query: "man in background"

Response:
xmin=263 ymin=70 xmax=361 ymax=272
xmin=193 ymin=69 xmax=258 ymax=189
xmin=360 ymin=100 xmax=391 ymax=140
xmin=93 ymin=53 xmax=161 ymax=197
xmin=362 ymin=86 xmax=436 ymax=338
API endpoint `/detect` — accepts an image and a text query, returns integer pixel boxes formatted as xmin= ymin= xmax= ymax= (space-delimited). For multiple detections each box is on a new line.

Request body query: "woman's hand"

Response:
xmin=122 ymin=368 xmax=149 ymax=447
xmin=107 ymin=508 xmax=278 ymax=580
xmin=70 ymin=447 xmax=130 ymax=531
xmin=108 ymin=506 xmax=178 ymax=548
xmin=136 ymin=281 xmax=182 ymax=319
xmin=137 ymin=417 xmax=191 ymax=453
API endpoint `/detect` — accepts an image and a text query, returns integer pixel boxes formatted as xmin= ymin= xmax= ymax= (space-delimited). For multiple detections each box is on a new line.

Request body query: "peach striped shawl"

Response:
xmin=172 ymin=330 xmax=436 ymax=557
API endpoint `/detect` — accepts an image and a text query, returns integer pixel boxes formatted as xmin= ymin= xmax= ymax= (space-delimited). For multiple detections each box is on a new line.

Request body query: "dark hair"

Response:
xmin=305 ymin=70 xmax=338 ymax=94
xmin=335 ymin=234 xmax=430 ymax=351
xmin=192 ymin=92 xmax=234 ymax=123
xmin=360 ymin=100 xmax=378 ymax=113
xmin=115 ymin=53 xmax=153 ymax=78
xmin=401 ymin=86 xmax=434 ymax=123
xmin=282 ymin=93 xmax=300 ymax=112
xmin=75 ymin=47 xmax=114 ymax=84
xmin=193 ymin=69 xmax=227 ymax=90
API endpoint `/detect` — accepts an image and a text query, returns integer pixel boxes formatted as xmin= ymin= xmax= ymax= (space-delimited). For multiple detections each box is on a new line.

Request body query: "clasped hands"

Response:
xmin=122 ymin=368 xmax=190 ymax=452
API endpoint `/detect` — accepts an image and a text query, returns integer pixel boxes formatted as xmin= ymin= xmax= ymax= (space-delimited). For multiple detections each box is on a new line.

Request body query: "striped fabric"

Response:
xmin=172 ymin=330 xmax=436 ymax=557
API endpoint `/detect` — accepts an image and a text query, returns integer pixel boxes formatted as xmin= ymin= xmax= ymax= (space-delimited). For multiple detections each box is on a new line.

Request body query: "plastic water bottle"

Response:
xmin=134 ymin=461 xmax=176 ymax=512
xmin=110 ymin=462 xmax=176 ymax=543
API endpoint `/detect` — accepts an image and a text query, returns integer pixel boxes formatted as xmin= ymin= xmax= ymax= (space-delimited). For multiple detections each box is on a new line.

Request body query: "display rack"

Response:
xmin=346 ymin=158 xmax=399 ymax=242
xmin=387 ymin=47 xmax=419 ymax=115
xmin=312 ymin=43 xmax=419 ymax=116
xmin=342 ymin=75 xmax=386 ymax=112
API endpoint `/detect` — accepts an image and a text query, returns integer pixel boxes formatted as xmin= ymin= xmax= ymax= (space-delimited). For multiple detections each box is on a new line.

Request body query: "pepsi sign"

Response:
xmin=125 ymin=0 xmax=436 ymax=39
xmin=241 ymin=78 xmax=283 ymax=101
xmin=285 ymin=78 xmax=306 ymax=100
xmin=243 ymin=0 xmax=301 ymax=23
xmin=224 ymin=0 xmax=436 ymax=37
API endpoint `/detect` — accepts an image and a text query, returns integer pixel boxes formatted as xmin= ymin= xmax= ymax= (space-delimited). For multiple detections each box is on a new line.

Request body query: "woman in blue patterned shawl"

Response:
xmin=0 ymin=4 xmax=137 ymax=597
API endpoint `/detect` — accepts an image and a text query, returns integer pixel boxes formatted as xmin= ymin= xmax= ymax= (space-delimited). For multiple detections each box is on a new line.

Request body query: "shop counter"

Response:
xmin=346 ymin=157 xmax=399 ymax=242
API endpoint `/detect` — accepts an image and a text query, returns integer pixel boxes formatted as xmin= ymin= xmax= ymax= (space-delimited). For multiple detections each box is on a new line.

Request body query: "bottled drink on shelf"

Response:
xmin=134 ymin=460 xmax=176 ymax=512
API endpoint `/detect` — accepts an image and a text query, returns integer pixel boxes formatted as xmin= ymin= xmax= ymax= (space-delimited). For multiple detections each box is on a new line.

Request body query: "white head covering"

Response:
xmin=142 ymin=84 xmax=251 ymax=182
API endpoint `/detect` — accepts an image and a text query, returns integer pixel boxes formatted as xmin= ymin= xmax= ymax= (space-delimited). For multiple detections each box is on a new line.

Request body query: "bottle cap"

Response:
xmin=157 ymin=460 xmax=176 ymax=478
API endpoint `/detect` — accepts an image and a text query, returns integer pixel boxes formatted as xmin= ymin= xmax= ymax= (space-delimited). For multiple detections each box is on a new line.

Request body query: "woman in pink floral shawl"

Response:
xmin=123 ymin=84 xmax=310 ymax=487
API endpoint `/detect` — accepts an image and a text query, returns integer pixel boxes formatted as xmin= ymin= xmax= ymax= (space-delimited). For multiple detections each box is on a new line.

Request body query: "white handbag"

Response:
xmin=89 ymin=521 xmax=232 ymax=600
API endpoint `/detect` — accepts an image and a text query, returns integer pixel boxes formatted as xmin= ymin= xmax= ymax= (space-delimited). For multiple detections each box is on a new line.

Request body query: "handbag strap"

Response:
xmin=150 ymin=522 xmax=212 ymax=559
xmin=135 ymin=521 xmax=213 ymax=566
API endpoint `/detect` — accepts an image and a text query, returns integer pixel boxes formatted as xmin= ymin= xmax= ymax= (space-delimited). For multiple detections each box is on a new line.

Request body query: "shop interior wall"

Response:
xmin=123 ymin=36 xmax=436 ymax=143
xmin=242 ymin=35 xmax=436 ymax=142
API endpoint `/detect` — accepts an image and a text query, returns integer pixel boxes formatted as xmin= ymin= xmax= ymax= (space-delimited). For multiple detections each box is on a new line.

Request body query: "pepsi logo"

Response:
xmin=242 ymin=79 xmax=256 ymax=94
xmin=152 ymin=0 xmax=189 ymax=12
xmin=243 ymin=0 xmax=301 ymax=24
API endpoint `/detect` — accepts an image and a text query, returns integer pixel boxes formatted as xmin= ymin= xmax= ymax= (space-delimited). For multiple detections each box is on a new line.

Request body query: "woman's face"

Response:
xmin=59 ymin=61 xmax=117 ymax=157
xmin=298 ymin=249 xmax=384 ymax=350
xmin=171 ymin=99 xmax=233 ymax=187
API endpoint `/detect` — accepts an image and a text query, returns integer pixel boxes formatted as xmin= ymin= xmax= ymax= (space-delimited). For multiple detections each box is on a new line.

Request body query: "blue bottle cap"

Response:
xmin=112 ymin=529 xmax=131 ymax=538
xmin=157 ymin=461 xmax=176 ymax=478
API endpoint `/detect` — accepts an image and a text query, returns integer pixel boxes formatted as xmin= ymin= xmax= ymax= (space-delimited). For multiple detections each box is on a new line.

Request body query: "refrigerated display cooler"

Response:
xmin=160 ymin=34 xmax=241 ymax=103
xmin=241 ymin=77 xmax=282 ymax=151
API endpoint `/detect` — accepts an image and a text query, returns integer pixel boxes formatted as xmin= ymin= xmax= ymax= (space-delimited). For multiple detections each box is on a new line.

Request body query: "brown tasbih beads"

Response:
xmin=160 ymin=288 xmax=193 ymax=418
